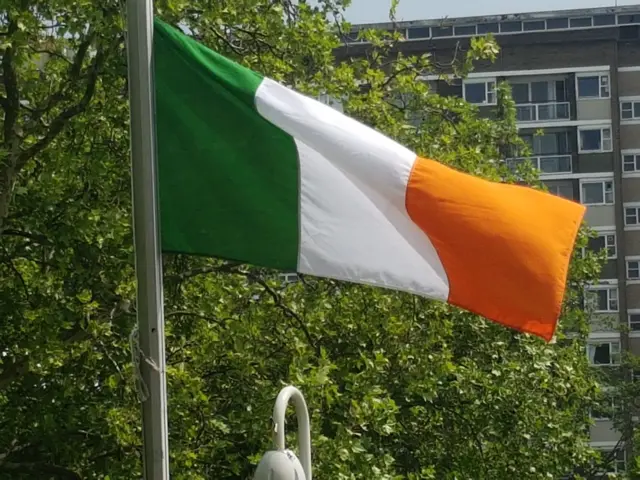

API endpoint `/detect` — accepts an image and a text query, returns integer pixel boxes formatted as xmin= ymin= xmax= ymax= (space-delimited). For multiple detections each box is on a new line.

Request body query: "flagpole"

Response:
xmin=125 ymin=0 xmax=170 ymax=479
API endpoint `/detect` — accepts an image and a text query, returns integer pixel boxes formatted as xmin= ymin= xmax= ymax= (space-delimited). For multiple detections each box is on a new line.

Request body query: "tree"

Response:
xmin=0 ymin=0 xmax=608 ymax=478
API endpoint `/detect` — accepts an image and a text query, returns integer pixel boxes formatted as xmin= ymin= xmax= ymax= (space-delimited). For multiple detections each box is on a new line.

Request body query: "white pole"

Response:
xmin=124 ymin=1 xmax=170 ymax=479
xmin=273 ymin=386 xmax=312 ymax=480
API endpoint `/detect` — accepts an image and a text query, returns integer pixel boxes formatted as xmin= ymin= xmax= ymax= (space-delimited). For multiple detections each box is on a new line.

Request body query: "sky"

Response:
xmin=344 ymin=0 xmax=640 ymax=24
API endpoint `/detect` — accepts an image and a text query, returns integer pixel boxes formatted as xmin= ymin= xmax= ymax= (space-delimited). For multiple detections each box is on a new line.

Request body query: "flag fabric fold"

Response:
xmin=153 ymin=18 xmax=586 ymax=341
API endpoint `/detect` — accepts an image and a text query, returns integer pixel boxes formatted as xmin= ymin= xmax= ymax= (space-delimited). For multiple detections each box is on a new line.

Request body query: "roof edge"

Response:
xmin=351 ymin=4 xmax=640 ymax=29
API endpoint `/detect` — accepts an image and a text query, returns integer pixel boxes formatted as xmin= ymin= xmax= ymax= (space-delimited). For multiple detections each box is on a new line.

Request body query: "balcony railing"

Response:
xmin=515 ymin=102 xmax=570 ymax=122
xmin=506 ymin=154 xmax=572 ymax=175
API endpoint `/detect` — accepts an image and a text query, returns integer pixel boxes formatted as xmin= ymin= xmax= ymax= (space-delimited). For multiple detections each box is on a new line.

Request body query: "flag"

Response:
xmin=152 ymin=18 xmax=586 ymax=341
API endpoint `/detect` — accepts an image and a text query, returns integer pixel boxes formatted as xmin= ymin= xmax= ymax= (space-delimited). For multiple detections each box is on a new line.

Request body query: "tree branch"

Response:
xmin=1 ymin=18 xmax=19 ymax=144
xmin=69 ymin=34 xmax=95 ymax=79
xmin=166 ymin=310 xmax=229 ymax=328
xmin=206 ymin=25 xmax=246 ymax=56
xmin=16 ymin=43 xmax=106 ymax=171
xmin=0 ymin=461 xmax=82 ymax=480
xmin=31 ymin=33 xmax=96 ymax=120
xmin=245 ymin=272 xmax=320 ymax=355
xmin=0 ymin=439 xmax=30 ymax=462
xmin=0 ymin=32 xmax=109 ymax=232
xmin=1 ymin=246 xmax=31 ymax=302
xmin=165 ymin=262 xmax=241 ymax=281
xmin=28 ymin=46 xmax=73 ymax=65
xmin=0 ymin=19 xmax=20 ymax=230
xmin=1 ymin=228 xmax=52 ymax=245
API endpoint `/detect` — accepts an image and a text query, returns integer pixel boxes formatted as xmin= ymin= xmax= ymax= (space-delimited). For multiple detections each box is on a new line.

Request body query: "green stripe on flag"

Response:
xmin=153 ymin=19 xmax=300 ymax=270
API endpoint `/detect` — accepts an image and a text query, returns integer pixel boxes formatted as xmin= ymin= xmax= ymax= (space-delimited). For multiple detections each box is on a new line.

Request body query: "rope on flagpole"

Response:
xmin=129 ymin=323 xmax=162 ymax=402
xmin=129 ymin=324 xmax=162 ymax=402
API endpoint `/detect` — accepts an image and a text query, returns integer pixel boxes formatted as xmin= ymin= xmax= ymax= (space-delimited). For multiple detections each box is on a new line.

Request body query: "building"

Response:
xmin=340 ymin=4 xmax=640 ymax=475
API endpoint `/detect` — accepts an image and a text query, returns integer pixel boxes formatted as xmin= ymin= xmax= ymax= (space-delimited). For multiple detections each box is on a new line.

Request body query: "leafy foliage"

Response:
xmin=0 ymin=0 xmax=622 ymax=479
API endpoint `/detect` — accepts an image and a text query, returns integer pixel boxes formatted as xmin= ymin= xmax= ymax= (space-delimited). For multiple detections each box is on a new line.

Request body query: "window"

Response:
xmin=523 ymin=20 xmax=545 ymax=31
xmin=628 ymin=258 xmax=640 ymax=279
xmin=577 ymin=74 xmax=610 ymax=99
xmin=463 ymin=80 xmax=496 ymax=105
xmin=539 ymin=155 xmax=571 ymax=174
xmin=579 ymin=127 xmax=612 ymax=152
xmin=511 ymin=80 xmax=567 ymax=104
xmin=547 ymin=18 xmax=569 ymax=29
xmin=599 ymin=449 xmax=627 ymax=474
xmin=432 ymin=26 xmax=453 ymax=37
xmin=547 ymin=183 xmax=573 ymax=199
xmin=477 ymin=22 xmax=499 ymax=34
xmin=613 ymin=450 xmax=626 ymax=474
xmin=585 ymin=232 xmax=616 ymax=259
xmin=587 ymin=340 xmax=621 ymax=365
xmin=625 ymin=205 xmax=640 ymax=226
xmin=511 ymin=83 xmax=529 ymax=104
xmin=594 ymin=14 xmax=616 ymax=26
xmin=570 ymin=17 xmax=593 ymax=28
xmin=580 ymin=180 xmax=614 ymax=205
xmin=623 ymin=152 xmax=640 ymax=173
xmin=500 ymin=21 xmax=522 ymax=32
xmin=454 ymin=25 xmax=476 ymax=36
xmin=407 ymin=27 xmax=430 ymax=39
xmin=521 ymin=131 xmax=570 ymax=155
xmin=629 ymin=311 xmax=640 ymax=331
xmin=585 ymin=286 xmax=619 ymax=312
xmin=512 ymin=81 xmax=570 ymax=122
xmin=345 ymin=30 xmax=361 ymax=42
xmin=279 ymin=273 xmax=299 ymax=284
xmin=621 ymin=99 xmax=640 ymax=120
xmin=618 ymin=14 xmax=640 ymax=24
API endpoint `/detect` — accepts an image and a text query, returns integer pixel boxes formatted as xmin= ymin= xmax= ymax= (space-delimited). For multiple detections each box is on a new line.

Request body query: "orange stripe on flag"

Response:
xmin=405 ymin=157 xmax=586 ymax=341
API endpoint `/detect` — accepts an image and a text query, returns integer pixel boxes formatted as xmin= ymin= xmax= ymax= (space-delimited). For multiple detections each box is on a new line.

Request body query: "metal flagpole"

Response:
xmin=125 ymin=0 xmax=170 ymax=478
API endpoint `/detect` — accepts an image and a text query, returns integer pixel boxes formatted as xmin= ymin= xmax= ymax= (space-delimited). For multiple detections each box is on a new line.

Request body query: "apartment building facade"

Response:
xmin=340 ymin=5 xmax=640 ymax=476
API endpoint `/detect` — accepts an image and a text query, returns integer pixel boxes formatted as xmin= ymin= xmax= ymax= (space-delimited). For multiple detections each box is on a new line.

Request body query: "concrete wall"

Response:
xmin=618 ymin=71 xmax=640 ymax=96
xmin=578 ymin=153 xmax=614 ymax=173
xmin=626 ymin=284 xmax=640 ymax=309
xmin=423 ymin=35 xmax=619 ymax=73
xmin=625 ymin=230 xmax=640 ymax=256
xmin=619 ymin=42 xmax=640 ymax=67
xmin=585 ymin=205 xmax=617 ymax=227
xmin=600 ymin=259 xmax=619 ymax=279
xmin=577 ymin=99 xmax=612 ymax=121
xmin=622 ymin=178 xmax=640 ymax=202
xmin=621 ymin=124 xmax=640 ymax=150
xmin=590 ymin=420 xmax=622 ymax=443
xmin=333 ymin=31 xmax=621 ymax=76
xmin=629 ymin=337 xmax=640 ymax=356
xmin=340 ymin=25 xmax=625 ymax=76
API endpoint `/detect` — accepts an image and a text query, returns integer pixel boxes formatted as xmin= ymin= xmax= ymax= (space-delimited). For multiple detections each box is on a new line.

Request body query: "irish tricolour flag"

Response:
xmin=153 ymin=19 xmax=585 ymax=341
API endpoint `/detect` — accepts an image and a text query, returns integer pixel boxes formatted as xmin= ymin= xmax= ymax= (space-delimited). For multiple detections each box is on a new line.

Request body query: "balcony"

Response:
xmin=507 ymin=154 xmax=573 ymax=175
xmin=515 ymin=102 xmax=571 ymax=123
